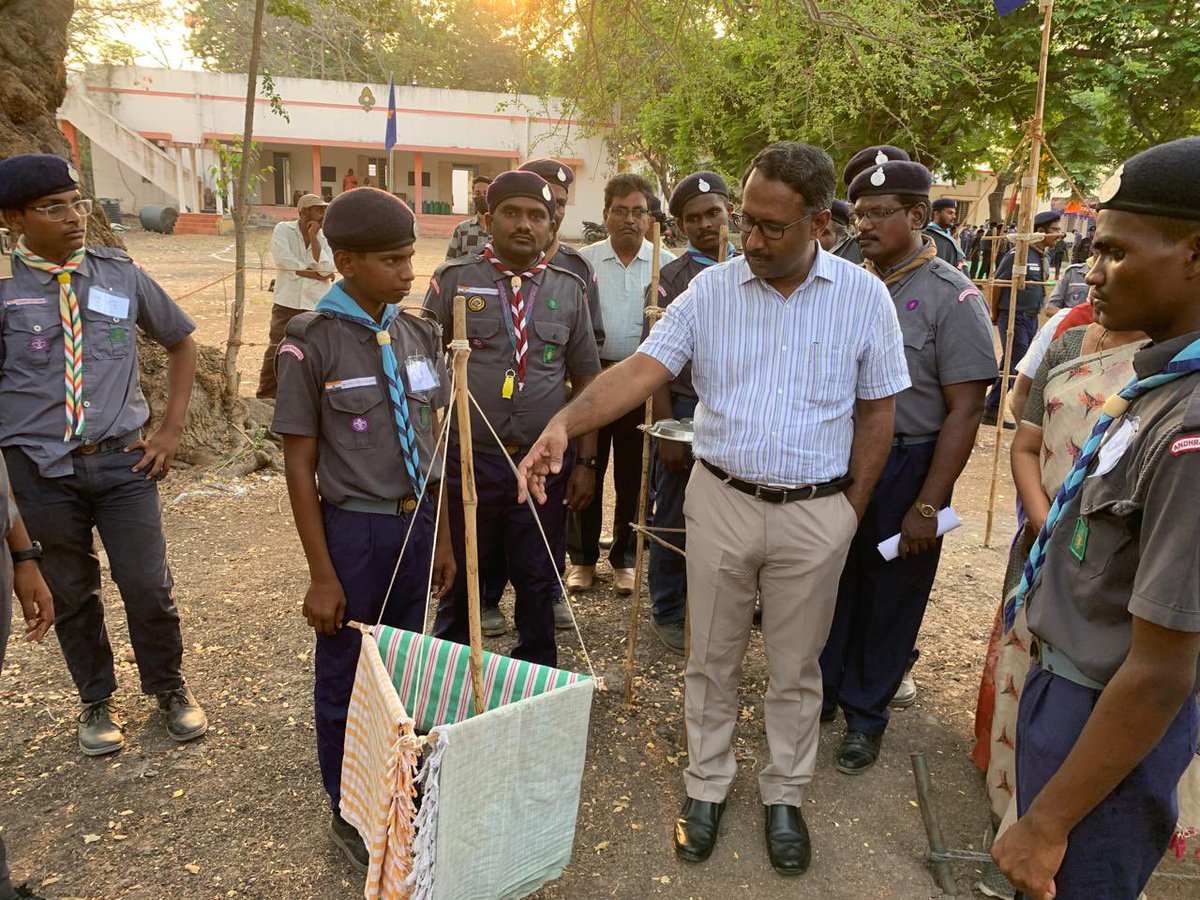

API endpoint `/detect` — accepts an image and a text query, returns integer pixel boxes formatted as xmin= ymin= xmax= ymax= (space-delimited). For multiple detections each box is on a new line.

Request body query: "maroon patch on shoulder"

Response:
xmin=958 ymin=288 xmax=981 ymax=304
xmin=277 ymin=342 xmax=304 ymax=361
xmin=1170 ymin=435 xmax=1200 ymax=456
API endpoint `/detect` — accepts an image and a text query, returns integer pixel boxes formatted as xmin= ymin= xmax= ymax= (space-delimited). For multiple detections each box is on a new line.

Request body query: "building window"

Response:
xmin=407 ymin=171 xmax=431 ymax=187
xmin=320 ymin=165 xmax=336 ymax=183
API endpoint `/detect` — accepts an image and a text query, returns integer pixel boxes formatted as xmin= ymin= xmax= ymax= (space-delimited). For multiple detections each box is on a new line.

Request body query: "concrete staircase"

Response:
xmin=59 ymin=77 xmax=188 ymax=204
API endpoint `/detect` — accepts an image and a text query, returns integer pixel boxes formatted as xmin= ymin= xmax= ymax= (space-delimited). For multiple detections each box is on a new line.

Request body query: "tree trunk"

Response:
xmin=223 ymin=0 xmax=267 ymax=399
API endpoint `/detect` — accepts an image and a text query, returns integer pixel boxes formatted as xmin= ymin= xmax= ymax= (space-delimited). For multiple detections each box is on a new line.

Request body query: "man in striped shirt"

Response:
xmin=519 ymin=142 xmax=910 ymax=877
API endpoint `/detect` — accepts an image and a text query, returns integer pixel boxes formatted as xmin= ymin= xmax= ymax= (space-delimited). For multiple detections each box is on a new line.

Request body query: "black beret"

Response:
xmin=830 ymin=198 xmax=852 ymax=226
xmin=847 ymin=160 xmax=932 ymax=202
xmin=0 ymin=153 xmax=81 ymax=209
xmin=842 ymin=145 xmax=910 ymax=188
xmin=487 ymin=170 xmax=555 ymax=216
xmin=518 ymin=158 xmax=574 ymax=189
xmin=1096 ymin=137 xmax=1200 ymax=222
xmin=1034 ymin=210 xmax=1062 ymax=229
xmin=668 ymin=171 xmax=729 ymax=218
xmin=322 ymin=187 xmax=417 ymax=252
xmin=931 ymin=197 xmax=957 ymax=211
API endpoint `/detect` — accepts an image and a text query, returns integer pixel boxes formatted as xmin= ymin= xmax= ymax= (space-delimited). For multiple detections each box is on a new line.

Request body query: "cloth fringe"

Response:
xmin=408 ymin=729 xmax=449 ymax=900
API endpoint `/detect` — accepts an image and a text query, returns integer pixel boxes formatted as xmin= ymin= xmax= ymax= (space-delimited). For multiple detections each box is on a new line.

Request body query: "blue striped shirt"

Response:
xmin=637 ymin=247 xmax=910 ymax=484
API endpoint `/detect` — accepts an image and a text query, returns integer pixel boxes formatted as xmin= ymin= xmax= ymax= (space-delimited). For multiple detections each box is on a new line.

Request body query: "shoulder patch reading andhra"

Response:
xmin=1170 ymin=434 xmax=1200 ymax=456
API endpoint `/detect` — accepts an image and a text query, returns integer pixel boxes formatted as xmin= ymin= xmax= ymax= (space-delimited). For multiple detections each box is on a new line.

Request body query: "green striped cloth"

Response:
xmin=375 ymin=625 xmax=589 ymax=734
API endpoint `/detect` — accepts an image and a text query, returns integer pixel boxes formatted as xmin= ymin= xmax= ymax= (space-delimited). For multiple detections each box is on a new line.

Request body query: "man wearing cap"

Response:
xmin=445 ymin=175 xmax=493 ymax=260
xmin=0 ymin=153 xmax=207 ymax=756
xmin=820 ymin=157 xmax=997 ymax=775
xmin=924 ymin=198 xmax=966 ymax=269
xmin=520 ymin=142 xmax=910 ymax=875
xmin=256 ymin=193 xmax=335 ymax=399
xmin=427 ymin=171 xmax=601 ymax=667
xmin=982 ymin=210 xmax=1064 ymax=427
xmin=819 ymin=199 xmax=853 ymax=252
xmin=991 ymin=136 xmax=1200 ymax=900
xmin=569 ymin=174 xmax=676 ymax=596
xmin=272 ymin=186 xmax=455 ymax=871
xmin=833 ymin=146 xmax=911 ymax=265
xmin=642 ymin=171 xmax=737 ymax=654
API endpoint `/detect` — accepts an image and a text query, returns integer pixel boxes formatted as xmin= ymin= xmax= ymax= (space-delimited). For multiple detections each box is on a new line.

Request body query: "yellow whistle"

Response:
xmin=502 ymin=371 xmax=515 ymax=399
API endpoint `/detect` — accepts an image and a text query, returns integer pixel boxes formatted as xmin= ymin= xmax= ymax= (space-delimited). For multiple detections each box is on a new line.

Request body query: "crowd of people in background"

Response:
xmin=1 ymin=134 xmax=1198 ymax=900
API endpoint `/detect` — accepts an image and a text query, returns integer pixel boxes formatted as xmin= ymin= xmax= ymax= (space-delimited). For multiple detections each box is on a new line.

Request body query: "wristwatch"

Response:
xmin=10 ymin=541 xmax=42 ymax=564
xmin=579 ymin=456 xmax=600 ymax=470
xmin=913 ymin=502 xmax=938 ymax=520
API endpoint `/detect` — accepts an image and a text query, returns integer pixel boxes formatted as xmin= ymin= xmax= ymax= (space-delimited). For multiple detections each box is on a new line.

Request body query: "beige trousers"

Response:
xmin=682 ymin=462 xmax=858 ymax=806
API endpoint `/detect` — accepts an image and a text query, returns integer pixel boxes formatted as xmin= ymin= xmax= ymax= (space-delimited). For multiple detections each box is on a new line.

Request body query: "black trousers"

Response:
xmin=567 ymin=404 xmax=644 ymax=569
xmin=4 ymin=445 xmax=184 ymax=704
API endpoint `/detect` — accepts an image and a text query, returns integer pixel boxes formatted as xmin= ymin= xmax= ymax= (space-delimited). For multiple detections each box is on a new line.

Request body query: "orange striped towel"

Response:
xmin=341 ymin=624 xmax=421 ymax=900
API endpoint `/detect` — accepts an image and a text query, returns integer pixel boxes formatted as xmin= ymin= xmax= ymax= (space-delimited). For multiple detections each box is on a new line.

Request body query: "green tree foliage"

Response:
xmin=185 ymin=0 xmax=553 ymax=93
xmin=69 ymin=0 xmax=171 ymax=66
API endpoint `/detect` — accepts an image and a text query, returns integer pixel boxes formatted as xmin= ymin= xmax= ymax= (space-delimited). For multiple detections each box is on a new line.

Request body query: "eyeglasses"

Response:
xmin=731 ymin=211 xmax=813 ymax=241
xmin=608 ymin=206 xmax=649 ymax=220
xmin=852 ymin=205 xmax=914 ymax=223
xmin=24 ymin=199 xmax=93 ymax=222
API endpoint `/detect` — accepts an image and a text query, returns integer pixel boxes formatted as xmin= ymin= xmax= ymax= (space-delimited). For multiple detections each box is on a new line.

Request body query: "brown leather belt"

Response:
xmin=700 ymin=460 xmax=852 ymax=504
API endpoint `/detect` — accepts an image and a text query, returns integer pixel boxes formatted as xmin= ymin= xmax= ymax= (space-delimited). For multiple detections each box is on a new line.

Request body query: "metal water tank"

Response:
xmin=139 ymin=205 xmax=178 ymax=234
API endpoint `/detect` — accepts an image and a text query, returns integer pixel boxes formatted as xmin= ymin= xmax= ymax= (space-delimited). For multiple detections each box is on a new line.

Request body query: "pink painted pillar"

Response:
xmin=413 ymin=151 xmax=424 ymax=213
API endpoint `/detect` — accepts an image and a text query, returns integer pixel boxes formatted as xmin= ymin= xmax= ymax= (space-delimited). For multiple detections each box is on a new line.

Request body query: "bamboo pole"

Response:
xmin=452 ymin=294 xmax=486 ymax=716
xmin=982 ymin=0 xmax=1055 ymax=547
xmin=623 ymin=221 xmax=662 ymax=707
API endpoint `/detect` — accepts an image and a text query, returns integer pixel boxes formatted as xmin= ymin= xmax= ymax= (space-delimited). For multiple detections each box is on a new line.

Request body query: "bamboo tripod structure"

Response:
xmin=452 ymin=293 xmax=487 ymax=716
xmin=623 ymin=222 xmax=662 ymax=706
xmin=981 ymin=0 xmax=1056 ymax=547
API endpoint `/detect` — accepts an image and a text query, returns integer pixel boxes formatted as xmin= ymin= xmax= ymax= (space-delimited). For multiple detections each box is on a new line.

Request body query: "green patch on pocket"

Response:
xmin=543 ymin=344 xmax=558 ymax=364
xmin=109 ymin=326 xmax=128 ymax=344
xmin=418 ymin=406 xmax=432 ymax=432
xmin=1069 ymin=517 xmax=1089 ymax=563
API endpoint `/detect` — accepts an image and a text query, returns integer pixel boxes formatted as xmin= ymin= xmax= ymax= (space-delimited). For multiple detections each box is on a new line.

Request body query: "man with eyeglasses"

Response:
xmin=569 ymin=174 xmax=675 ymax=596
xmin=0 ymin=154 xmax=207 ymax=757
xmin=820 ymin=157 xmax=996 ymax=777
xmin=519 ymin=142 xmax=910 ymax=876
xmin=832 ymin=145 xmax=911 ymax=265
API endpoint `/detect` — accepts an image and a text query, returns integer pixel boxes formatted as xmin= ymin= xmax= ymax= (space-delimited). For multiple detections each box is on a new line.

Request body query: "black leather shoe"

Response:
xmin=673 ymin=798 xmax=724 ymax=862
xmin=764 ymin=804 xmax=811 ymax=875
xmin=820 ymin=706 xmax=837 ymax=724
xmin=836 ymin=731 xmax=883 ymax=775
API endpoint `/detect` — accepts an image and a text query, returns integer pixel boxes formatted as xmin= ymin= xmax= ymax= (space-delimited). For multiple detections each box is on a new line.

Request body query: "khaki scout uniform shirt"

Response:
xmin=1027 ymin=332 xmax=1200 ymax=692
xmin=0 ymin=247 xmax=196 ymax=478
xmin=424 ymin=255 xmax=601 ymax=449
xmin=884 ymin=249 xmax=999 ymax=437
xmin=271 ymin=308 xmax=450 ymax=506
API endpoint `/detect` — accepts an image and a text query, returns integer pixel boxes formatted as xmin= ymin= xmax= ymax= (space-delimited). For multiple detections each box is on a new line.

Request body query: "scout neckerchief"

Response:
xmin=685 ymin=242 xmax=738 ymax=268
xmin=480 ymin=243 xmax=548 ymax=392
xmin=862 ymin=239 xmax=937 ymax=286
xmin=12 ymin=238 xmax=87 ymax=441
xmin=315 ymin=281 xmax=423 ymax=494
xmin=1005 ymin=335 xmax=1200 ymax=631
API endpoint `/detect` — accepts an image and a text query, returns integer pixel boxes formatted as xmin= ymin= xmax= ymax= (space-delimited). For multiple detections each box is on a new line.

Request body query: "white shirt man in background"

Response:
xmin=256 ymin=193 xmax=335 ymax=399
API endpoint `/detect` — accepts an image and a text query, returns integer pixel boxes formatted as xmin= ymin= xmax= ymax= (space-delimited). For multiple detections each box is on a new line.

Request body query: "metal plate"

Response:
xmin=643 ymin=417 xmax=694 ymax=443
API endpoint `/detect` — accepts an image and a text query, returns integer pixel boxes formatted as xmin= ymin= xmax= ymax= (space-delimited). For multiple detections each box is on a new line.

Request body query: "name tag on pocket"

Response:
xmin=405 ymin=356 xmax=440 ymax=393
xmin=88 ymin=286 xmax=130 ymax=319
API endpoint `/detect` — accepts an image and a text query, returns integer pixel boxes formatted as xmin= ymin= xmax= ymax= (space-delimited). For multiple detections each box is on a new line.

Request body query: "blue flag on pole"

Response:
xmin=384 ymin=75 xmax=397 ymax=153
xmin=993 ymin=0 xmax=1031 ymax=14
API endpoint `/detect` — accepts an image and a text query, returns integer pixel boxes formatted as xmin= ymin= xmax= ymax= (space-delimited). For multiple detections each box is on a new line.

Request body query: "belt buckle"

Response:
xmin=79 ymin=443 xmax=99 ymax=456
xmin=754 ymin=483 xmax=768 ymax=501
xmin=505 ymin=444 xmax=521 ymax=456
xmin=401 ymin=496 xmax=418 ymax=515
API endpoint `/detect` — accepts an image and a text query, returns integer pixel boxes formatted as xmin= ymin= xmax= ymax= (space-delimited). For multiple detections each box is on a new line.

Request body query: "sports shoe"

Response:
xmin=565 ymin=564 xmax=594 ymax=592
xmin=612 ymin=568 xmax=635 ymax=596
xmin=156 ymin=686 xmax=208 ymax=742
xmin=890 ymin=670 xmax=917 ymax=709
xmin=552 ymin=599 xmax=575 ymax=630
xmin=652 ymin=619 xmax=685 ymax=655
xmin=78 ymin=698 xmax=124 ymax=756
xmin=481 ymin=605 xmax=508 ymax=637
xmin=330 ymin=812 xmax=369 ymax=873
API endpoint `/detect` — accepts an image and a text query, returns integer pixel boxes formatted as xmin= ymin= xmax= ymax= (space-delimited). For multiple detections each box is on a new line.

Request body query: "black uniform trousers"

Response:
xmin=567 ymin=404 xmax=643 ymax=569
xmin=435 ymin=443 xmax=573 ymax=667
xmin=820 ymin=439 xmax=944 ymax=735
xmin=3 ymin=444 xmax=184 ymax=704
xmin=315 ymin=499 xmax=431 ymax=813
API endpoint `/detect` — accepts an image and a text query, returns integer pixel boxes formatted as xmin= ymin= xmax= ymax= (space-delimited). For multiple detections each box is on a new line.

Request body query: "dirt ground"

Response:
xmin=1 ymin=230 xmax=1195 ymax=899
